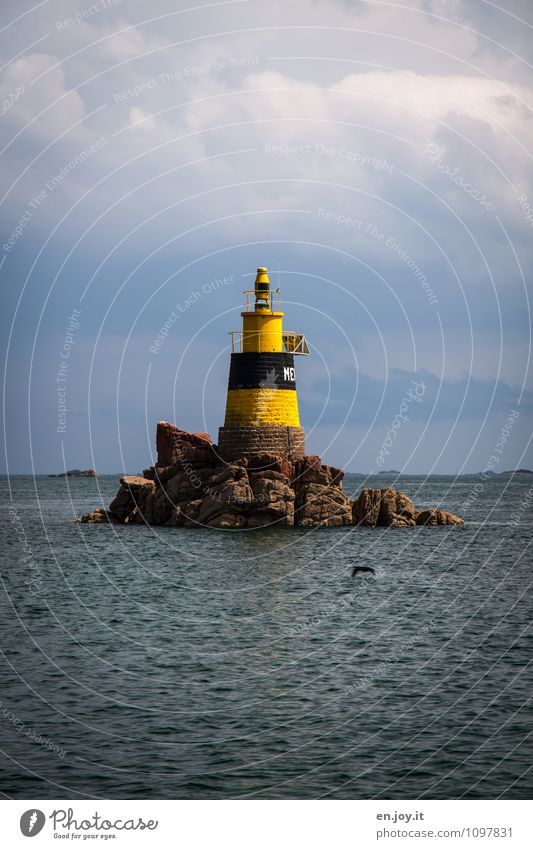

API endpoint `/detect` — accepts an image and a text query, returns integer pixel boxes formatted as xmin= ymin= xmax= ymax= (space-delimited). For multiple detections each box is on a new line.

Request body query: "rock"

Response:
xmin=352 ymin=487 xmax=417 ymax=527
xmin=195 ymin=464 xmax=255 ymax=527
xmin=197 ymin=485 xmax=252 ymax=525
xmin=296 ymin=482 xmax=352 ymax=527
xmin=248 ymin=474 xmax=295 ymax=525
xmin=165 ymin=467 xmax=214 ymax=504
xmin=291 ymin=457 xmax=351 ymax=526
xmin=351 ymin=487 xmax=383 ymax=526
xmin=78 ymin=423 xmax=464 ymax=530
xmin=207 ymin=464 xmax=248 ymax=488
xmin=120 ymin=474 xmax=156 ymax=490
xmin=150 ymin=488 xmax=172 ymax=525
xmin=378 ymin=488 xmax=417 ymax=527
xmin=171 ymin=498 xmax=204 ymax=527
xmin=415 ymin=508 xmax=464 ymax=526
xmin=293 ymin=455 xmax=331 ymax=486
xmin=248 ymin=452 xmax=292 ymax=478
xmin=107 ymin=476 xmax=155 ymax=523
xmin=77 ymin=508 xmax=116 ymax=524
xmin=327 ymin=466 xmax=344 ymax=485
xmin=156 ymin=420 xmax=212 ymax=466
xmin=108 ymin=486 xmax=134 ymax=522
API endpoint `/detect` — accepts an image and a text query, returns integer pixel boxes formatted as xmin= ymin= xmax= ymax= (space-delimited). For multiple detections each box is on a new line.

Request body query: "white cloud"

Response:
xmin=1 ymin=0 xmax=531 ymax=470
xmin=0 ymin=53 xmax=86 ymax=139
xmin=128 ymin=105 xmax=155 ymax=129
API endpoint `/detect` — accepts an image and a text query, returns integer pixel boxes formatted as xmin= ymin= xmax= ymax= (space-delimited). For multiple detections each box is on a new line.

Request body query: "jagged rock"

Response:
xmin=296 ymin=483 xmax=352 ymax=527
xmin=79 ymin=424 xmax=464 ymax=530
xmin=248 ymin=452 xmax=292 ymax=478
xmin=352 ymin=487 xmax=417 ymax=527
xmin=352 ymin=487 xmax=382 ymax=526
xmin=379 ymin=487 xmax=417 ymax=526
xmin=108 ymin=476 xmax=155 ymax=523
xmin=197 ymin=474 xmax=254 ymax=526
xmin=248 ymin=473 xmax=295 ymax=525
xmin=171 ymin=498 xmax=204 ymax=527
xmin=120 ymin=475 xmax=155 ymax=490
xmin=415 ymin=508 xmax=464 ymax=526
xmin=108 ymin=488 xmax=133 ymax=521
xmin=165 ymin=467 xmax=214 ymax=503
xmin=156 ymin=420 xmax=212 ymax=466
xmin=78 ymin=507 xmax=116 ymax=524
xmin=150 ymin=488 xmax=172 ymax=525
xmin=292 ymin=456 xmax=342 ymax=486
xmin=293 ymin=455 xmax=330 ymax=485
xmin=292 ymin=458 xmax=352 ymax=527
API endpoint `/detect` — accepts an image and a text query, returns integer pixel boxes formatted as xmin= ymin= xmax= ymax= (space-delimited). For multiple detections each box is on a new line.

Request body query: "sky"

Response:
xmin=1 ymin=0 xmax=532 ymax=474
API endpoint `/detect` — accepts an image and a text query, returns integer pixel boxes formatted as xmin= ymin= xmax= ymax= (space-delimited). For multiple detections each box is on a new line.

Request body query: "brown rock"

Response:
xmin=416 ymin=508 xmax=464 ymax=526
xmin=207 ymin=512 xmax=247 ymax=529
xmin=327 ymin=466 xmax=344 ymax=485
xmin=292 ymin=456 xmax=346 ymax=489
xmin=249 ymin=474 xmax=295 ymax=525
xmin=207 ymin=464 xmax=248 ymax=488
xmin=108 ymin=476 xmax=156 ymax=523
xmin=151 ymin=489 xmax=172 ymax=525
xmin=378 ymin=487 xmax=417 ymax=527
xmin=171 ymin=498 xmax=205 ymax=527
xmin=151 ymin=464 xmax=185 ymax=484
xmin=352 ymin=488 xmax=383 ymax=526
xmin=77 ymin=508 xmax=116 ymax=524
xmin=289 ymin=456 xmax=352 ymax=527
xmin=248 ymin=469 xmax=287 ymax=482
xmin=108 ymin=487 xmax=134 ymax=522
xmin=78 ymin=421 xmax=464 ymax=531
xmin=194 ymin=466 xmax=255 ymax=527
xmin=230 ymin=456 xmax=248 ymax=468
xmin=156 ymin=420 xmax=212 ymax=466
xmin=120 ymin=474 xmax=156 ymax=489
xmin=352 ymin=487 xmax=417 ymax=526
xmin=165 ymin=467 xmax=214 ymax=504
xmin=295 ymin=482 xmax=352 ymax=527
xmin=248 ymin=452 xmax=292 ymax=478
xmin=293 ymin=456 xmax=329 ymax=485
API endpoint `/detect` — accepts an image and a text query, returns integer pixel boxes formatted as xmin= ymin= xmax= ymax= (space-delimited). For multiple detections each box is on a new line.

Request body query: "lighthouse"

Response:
xmin=218 ymin=266 xmax=309 ymax=461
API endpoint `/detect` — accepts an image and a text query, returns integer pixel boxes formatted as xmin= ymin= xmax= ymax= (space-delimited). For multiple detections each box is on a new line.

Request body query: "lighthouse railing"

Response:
xmin=242 ymin=290 xmax=282 ymax=312
xmin=282 ymin=333 xmax=310 ymax=355
xmin=228 ymin=331 xmax=309 ymax=354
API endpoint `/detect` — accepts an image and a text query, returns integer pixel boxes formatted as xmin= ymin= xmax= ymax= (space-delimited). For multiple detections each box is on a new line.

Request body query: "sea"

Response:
xmin=1 ymin=472 xmax=531 ymax=800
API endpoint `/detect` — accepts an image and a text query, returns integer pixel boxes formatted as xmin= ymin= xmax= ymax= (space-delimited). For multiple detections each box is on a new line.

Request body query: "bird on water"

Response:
xmin=351 ymin=566 xmax=376 ymax=577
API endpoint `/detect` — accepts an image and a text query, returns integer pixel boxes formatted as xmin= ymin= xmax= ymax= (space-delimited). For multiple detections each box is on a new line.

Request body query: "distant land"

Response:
xmin=48 ymin=469 xmax=96 ymax=478
xmin=481 ymin=469 xmax=533 ymax=477
xmin=33 ymin=467 xmax=533 ymax=478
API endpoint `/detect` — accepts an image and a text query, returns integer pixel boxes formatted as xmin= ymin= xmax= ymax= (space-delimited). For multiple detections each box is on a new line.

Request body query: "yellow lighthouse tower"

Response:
xmin=218 ymin=267 xmax=309 ymax=460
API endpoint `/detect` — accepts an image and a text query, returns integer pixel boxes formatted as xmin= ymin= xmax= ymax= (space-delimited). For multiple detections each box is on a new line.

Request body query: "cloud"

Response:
xmin=301 ymin=367 xmax=531 ymax=427
xmin=1 ymin=0 xmax=532 ymax=472
xmin=0 ymin=53 xmax=86 ymax=139
xmin=128 ymin=106 xmax=156 ymax=129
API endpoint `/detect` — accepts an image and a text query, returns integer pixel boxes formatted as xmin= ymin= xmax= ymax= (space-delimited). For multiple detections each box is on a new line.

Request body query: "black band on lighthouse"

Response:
xmin=227 ymin=352 xmax=296 ymax=390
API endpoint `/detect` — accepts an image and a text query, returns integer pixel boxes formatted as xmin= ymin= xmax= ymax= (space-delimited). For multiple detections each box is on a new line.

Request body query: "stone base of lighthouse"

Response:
xmin=217 ymin=425 xmax=305 ymax=461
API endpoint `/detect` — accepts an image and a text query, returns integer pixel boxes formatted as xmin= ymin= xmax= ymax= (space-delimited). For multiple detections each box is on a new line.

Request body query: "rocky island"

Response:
xmin=50 ymin=469 xmax=96 ymax=478
xmin=79 ymin=421 xmax=464 ymax=529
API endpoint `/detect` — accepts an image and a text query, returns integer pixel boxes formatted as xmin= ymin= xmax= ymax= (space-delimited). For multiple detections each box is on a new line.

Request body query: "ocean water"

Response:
xmin=1 ymin=473 xmax=531 ymax=800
